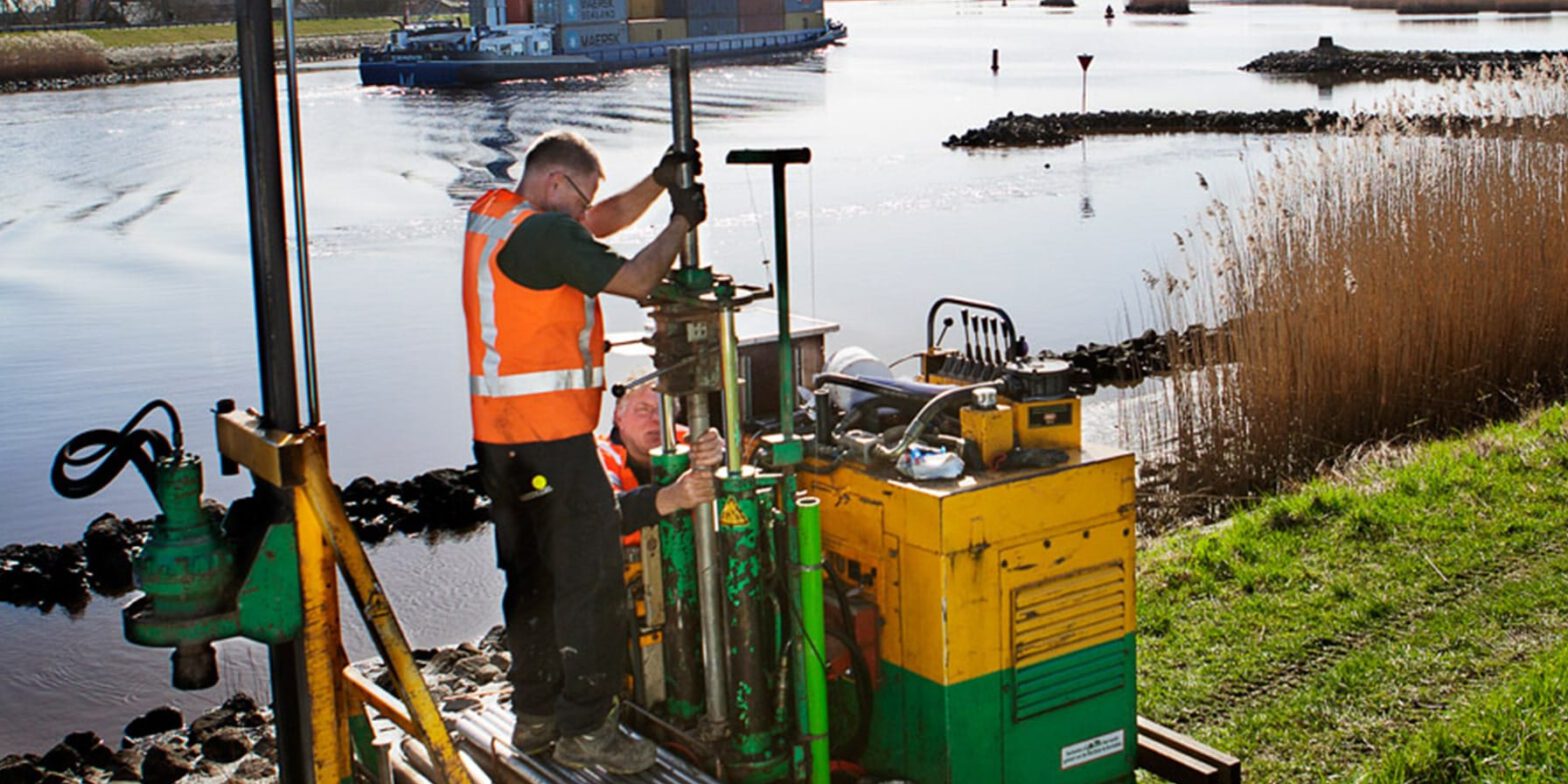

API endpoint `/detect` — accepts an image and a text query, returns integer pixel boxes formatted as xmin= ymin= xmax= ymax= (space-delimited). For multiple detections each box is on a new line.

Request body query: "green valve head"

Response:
xmin=125 ymin=453 xmax=242 ymax=689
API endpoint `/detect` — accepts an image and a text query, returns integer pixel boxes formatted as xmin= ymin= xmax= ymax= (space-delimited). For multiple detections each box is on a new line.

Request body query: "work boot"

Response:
xmin=552 ymin=701 xmax=657 ymax=774
xmin=510 ymin=712 xmax=558 ymax=754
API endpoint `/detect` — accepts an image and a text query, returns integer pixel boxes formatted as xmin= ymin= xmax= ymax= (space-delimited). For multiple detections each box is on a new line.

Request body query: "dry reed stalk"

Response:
xmin=0 ymin=31 xmax=108 ymax=81
xmin=1128 ymin=58 xmax=1568 ymax=529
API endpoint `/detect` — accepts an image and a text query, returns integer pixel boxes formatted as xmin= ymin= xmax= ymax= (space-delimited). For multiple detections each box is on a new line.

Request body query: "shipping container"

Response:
xmin=686 ymin=0 xmax=739 ymax=15
xmin=664 ymin=0 xmax=687 ymax=15
xmin=783 ymin=0 xmax=821 ymax=12
xmin=783 ymin=8 xmax=823 ymax=27
xmin=505 ymin=0 xmax=533 ymax=23
xmin=535 ymin=0 xmax=628 ymax=24
xmin=738 ymin=0 xmax=782 ymax=15
xmin=686 ymin=15 xmax=739 ymax=34
xmin=559 ymin=20 xmax=631 ymax=49
xmin=738 ymin=12 xmax=783 ymax=31
xmin=628 ymin=16 xmax=688 ymax=40
xmin=628 ymin=0 xmax=664 ymax=16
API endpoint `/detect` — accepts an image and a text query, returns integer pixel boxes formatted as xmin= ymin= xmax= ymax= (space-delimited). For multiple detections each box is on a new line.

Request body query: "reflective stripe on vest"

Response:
xmin=463 ymin=189 xmax=606 ymax=444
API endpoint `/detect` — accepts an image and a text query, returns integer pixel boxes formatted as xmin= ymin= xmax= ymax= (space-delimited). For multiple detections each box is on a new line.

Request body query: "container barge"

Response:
xmin=360 ymin=0 xmax=845 ymax=86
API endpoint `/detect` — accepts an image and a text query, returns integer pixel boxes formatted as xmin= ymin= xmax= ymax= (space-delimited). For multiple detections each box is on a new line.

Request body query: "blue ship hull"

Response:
xmin=359 ymin=23 xmax=845 ymax=87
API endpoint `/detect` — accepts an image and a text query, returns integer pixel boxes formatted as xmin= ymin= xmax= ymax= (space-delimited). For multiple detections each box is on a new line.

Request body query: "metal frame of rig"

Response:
xmin=46 ymin=1 xmax=1242 ymax=781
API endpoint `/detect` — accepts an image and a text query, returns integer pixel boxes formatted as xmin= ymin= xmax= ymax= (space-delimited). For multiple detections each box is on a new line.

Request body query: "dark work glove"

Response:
xmin=670 ymin=183 xmax=707 ymax=227
xmin=653 ymin=144 xmax=702 ymax=189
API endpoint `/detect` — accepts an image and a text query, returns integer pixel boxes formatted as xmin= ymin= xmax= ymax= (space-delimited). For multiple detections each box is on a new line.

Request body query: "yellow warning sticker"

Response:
xmin=720 ymin=497 xmax=748 ymax=528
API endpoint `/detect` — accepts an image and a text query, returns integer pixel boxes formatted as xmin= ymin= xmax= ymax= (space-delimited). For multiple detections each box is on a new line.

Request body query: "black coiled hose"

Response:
xmin=50 ymin=400 xmax=184 ymax=500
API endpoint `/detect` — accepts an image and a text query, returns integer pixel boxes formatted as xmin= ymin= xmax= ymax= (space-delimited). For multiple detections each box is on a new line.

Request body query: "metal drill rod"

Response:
xmin=234 ymin=0 xmax=310 ymax=774
xmin=719 ymin=308 xmax=744 ymax=474
xmin=659 ymin=393 xmax=678 ymax=453
xmin=685 ymin=392 xmax=730 ymax=731
xmin=668 ymin=48 xmax=700 ymax=270
xmin=280 ymin=0 xmax=319 ymax=427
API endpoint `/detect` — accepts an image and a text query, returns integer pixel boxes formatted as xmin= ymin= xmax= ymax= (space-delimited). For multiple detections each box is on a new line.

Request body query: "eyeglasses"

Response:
xmin=559 ymin=172 xmax=593 ymax=212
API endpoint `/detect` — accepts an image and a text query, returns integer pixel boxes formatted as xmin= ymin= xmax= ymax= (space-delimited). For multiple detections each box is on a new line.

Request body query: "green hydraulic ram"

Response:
xmin=653 ymin=437 xmax=704 ymax=721
xmin=717 ymin=304 xmax=787 ymax=781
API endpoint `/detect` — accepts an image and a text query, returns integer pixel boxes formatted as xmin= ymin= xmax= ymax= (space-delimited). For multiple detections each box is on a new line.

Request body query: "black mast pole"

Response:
xmin=234 ymin=0 xmax=310 ymax=778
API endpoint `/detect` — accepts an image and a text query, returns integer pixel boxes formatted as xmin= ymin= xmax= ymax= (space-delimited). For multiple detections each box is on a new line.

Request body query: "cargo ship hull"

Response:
xmin=360 ymin=23 xmax=845 ymax=87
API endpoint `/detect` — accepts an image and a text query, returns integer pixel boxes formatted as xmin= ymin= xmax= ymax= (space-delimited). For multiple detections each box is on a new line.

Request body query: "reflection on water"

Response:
xmin=1 ymin=0 xmax=1565 ymax=752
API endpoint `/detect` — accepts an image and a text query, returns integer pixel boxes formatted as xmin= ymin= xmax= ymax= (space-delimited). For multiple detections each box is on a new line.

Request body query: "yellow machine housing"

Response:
xmin=802 ymin=357 xmax=1138 ymax=783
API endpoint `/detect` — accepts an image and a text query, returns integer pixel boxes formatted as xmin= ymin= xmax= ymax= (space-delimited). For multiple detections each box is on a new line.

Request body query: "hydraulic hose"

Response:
xmin=872 ymin=382 xmax=998 ymax=462
xmin=50 ymin=400 xmax=184 ymax=500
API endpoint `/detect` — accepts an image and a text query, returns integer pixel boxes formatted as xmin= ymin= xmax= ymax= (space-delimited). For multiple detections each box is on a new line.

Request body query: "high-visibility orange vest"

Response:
xmin=595 ymin=426 xmax=691 ymax=494
xmin=463 ymin=189 xmax=605 ymax=445
xmin=597 ymin=428 xmax=689 ymax=547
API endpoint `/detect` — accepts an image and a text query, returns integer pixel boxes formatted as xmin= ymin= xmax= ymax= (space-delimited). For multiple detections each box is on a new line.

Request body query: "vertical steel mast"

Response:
xmin=233 ymin=0 xmax=310 ymax=776
xmin=668 ymin=47 xmax=731 ymax=736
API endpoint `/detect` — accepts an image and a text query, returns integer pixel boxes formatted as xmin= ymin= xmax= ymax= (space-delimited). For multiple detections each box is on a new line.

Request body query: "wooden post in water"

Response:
xmin=992 ymin=48 xmax=999 ymax=73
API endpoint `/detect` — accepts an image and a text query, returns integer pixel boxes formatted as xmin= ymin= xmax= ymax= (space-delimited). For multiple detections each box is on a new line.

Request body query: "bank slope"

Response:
xmin=1136 ymin=403 xmax=1568 ymax=783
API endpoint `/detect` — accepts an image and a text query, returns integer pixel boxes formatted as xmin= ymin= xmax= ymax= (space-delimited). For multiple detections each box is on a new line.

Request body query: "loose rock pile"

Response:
xmin=1242 ymin=42 xmax=1567 ymax=81
xmin=0 ymin=628 xmax=518 ymax=783
xmin=0 ymin=693 xmax=277 ymax=784
xmin=944 ymin=108 xmax=1352 ymax=148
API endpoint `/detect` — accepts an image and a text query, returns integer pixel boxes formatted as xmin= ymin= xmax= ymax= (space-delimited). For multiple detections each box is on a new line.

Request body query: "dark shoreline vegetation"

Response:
xmin=0 ymin=28 xmax=382 ymax=92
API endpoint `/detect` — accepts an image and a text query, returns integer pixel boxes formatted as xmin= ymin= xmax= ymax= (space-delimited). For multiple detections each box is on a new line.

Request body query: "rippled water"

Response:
xmin=1 ymin=0 xmax=1563 ymax=752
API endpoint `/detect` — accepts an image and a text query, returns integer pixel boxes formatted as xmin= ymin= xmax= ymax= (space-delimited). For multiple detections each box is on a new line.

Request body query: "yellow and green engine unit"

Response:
xmin=804 ymin=302 xmax=1136 ymax=784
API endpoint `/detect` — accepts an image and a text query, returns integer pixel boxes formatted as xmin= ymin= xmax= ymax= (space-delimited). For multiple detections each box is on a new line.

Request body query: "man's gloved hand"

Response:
xmin=670 ymin=183 xmax=707 ymax=228
xmin=653 ymin=144 xmax=702 ymax=189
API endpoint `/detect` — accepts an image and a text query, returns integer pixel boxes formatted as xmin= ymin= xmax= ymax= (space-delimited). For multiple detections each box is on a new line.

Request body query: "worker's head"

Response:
xmin=614 ymin=377 xmax=666 ymax=467
xmin=519 ymin=130 xmax=604 ymax=223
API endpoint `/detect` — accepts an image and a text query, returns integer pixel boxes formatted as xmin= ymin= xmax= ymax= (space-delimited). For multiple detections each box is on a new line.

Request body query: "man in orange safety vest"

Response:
xmin=463 ymin=129 xmax=710 ymax=775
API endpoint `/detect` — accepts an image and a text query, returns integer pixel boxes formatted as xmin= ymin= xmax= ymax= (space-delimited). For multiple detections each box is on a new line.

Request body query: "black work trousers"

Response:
xmin=474 ymin=434 xmax=628 ymax=736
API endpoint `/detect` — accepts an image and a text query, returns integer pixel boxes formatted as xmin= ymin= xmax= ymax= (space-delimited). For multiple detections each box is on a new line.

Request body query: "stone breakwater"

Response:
xmin=941 ymin=108 xmax=1496 ymax=148
xmin=0 ymin=628 xmax=513 ymax=783
xmin=0 ymin=32 xmax=383 ymax=93
xmin=0 ymin=467 xmax=488 ymax=614
xmin=1242 ymin=43 xmax=1568 ymax=81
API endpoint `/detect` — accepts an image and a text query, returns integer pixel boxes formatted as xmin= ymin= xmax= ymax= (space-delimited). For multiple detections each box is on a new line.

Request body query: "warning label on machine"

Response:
xmin=1061 ymin=729 xmax=1125 ymax=769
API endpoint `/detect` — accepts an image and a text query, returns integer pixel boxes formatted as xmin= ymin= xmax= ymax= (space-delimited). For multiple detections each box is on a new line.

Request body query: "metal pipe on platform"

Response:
xmin=668 ymin=47 xmax=700 ymax=269
xmin=686 ymin=393 xmax=730 ymax=732
xmin=719 ymin=308 xmax=744 ymax=474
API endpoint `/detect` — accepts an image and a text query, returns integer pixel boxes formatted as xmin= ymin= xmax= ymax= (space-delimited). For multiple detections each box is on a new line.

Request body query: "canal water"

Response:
xmin=1 ymin=0 xmax=1563 ymax=752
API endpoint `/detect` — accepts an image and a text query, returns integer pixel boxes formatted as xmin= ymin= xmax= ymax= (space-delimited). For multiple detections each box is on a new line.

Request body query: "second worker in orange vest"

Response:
xmin=598 ymin=381 xmax=724 ymax=537
xmin=463 ymin=129 xmax=711 ymax=775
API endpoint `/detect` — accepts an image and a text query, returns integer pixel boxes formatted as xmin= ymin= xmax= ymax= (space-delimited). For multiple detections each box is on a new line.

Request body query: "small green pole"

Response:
xmin=796 ymin=496 xmax=830 ymax=784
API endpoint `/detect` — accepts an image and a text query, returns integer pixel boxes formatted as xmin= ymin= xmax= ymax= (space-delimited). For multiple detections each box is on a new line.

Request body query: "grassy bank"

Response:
xmin=1137 ymin=402 xmax=1568 ymax=782
xmin=0 ymin=17 xmax=398 ymax=85
xmin=75 ymin=16 xmax=398 ymax=48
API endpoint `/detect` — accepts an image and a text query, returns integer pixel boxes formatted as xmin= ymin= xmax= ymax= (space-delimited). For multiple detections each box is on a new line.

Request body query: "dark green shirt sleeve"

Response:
xmin=496 ymin=210 xmax=626 ymax=295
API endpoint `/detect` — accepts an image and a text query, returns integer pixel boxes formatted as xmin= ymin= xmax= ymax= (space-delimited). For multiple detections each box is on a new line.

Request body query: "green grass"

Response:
xmin=50 ymin=17 xmax=400 ymax=48
xmin=1137 ymin=403 xmax=1568 ymax=782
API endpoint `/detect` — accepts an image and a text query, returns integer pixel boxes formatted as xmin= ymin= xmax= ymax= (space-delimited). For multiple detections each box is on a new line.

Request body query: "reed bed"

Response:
xmin=1128 ymin=58 xmax=1568 ymax=529
xmin=0 ymin=31 xmax=107 ymax=81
